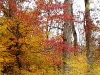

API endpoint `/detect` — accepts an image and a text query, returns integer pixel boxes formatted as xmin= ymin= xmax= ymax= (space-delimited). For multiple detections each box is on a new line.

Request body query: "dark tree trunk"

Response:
xmin=84 ymin=0 xmax=94 ymax=74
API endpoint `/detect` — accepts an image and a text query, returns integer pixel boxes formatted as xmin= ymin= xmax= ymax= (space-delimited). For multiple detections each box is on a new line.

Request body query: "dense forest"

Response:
xmin=0 ymin=0 xmax=100 ymax=75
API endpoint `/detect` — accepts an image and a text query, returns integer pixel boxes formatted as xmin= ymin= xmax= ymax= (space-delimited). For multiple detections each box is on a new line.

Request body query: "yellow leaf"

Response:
xmin=0 ymin=58 xmax=4 ymax=62
xmin=86 ymin=4 xmax=90 ymax=10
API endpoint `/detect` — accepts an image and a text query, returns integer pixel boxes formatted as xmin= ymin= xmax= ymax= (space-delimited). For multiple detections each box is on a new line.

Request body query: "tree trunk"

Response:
xmin=72 ymin=23 xmax=77 ymax=47
xmin=62 ymin=0 xmax=73 ymax=74
xmin=84 ymin=0 xmax=94 ymax=74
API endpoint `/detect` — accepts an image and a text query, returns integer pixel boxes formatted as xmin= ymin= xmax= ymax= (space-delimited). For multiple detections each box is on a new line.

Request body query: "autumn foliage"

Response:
xmin=0 ymin=0 xmax=100 ymax=75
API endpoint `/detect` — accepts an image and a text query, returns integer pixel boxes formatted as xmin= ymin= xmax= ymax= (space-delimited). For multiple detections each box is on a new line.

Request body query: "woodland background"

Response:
xmin=0 ymin=0 xmax=100 ymax=75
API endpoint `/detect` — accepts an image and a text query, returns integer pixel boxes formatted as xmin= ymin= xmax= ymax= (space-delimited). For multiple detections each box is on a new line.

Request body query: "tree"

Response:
xmin=84 ymin=0 xmax=96 ymax=74
xmin=62 ymin=0 xmax=77 ymax=74
xmin=84 ymin=0 xmax=92 ymax=64
xmin=0 ymin=0 xmax=80 ymax=75
xmin=0 ymin=0 xmax=44 ymax=74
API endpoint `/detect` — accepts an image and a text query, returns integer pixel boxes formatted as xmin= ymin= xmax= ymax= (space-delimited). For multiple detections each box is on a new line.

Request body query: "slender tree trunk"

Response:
xmin=71 ymin=4 xmax=78 ymax=55
xmin=84 ymin=0 xmax=94 ymax=74
xmin=62 ymin=22 xmax=72 ymax=75
xmin=72 ymin=23 xmax=77 ymax=47
xmin=62 ymin=0 xmax=73 ymax=74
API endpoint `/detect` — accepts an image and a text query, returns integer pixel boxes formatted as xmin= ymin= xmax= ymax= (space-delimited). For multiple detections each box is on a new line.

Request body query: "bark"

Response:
xmin=62 ymin=0 xmax=73 ymax=74
xmin=71 ymin=4 xmax=78 ymax=55
xmin=84 ymin=0 xmax=94 ymax=74
xmin=72 ymin=23 xmax=77 ymax=47
xmin=84 ymin=0 xmax=94 ymax=65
